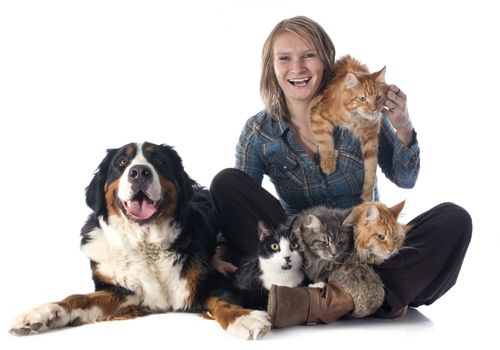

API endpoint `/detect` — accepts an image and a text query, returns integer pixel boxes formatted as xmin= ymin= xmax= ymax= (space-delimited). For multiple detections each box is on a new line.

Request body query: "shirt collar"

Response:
xmin=275 ymin=115 xmax=290 ymax=138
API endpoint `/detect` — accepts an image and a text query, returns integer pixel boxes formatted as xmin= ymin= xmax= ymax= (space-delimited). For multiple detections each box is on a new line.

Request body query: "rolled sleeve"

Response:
xmin=378 ymin=116 xmax=420 ymax=188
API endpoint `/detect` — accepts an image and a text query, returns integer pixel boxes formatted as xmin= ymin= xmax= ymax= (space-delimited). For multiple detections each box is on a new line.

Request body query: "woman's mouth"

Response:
xmin=287 ymin=77 xmax=311 ymax=87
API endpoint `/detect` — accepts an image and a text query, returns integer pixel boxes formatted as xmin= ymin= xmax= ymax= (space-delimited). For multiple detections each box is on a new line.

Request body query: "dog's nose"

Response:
xmin=128 ymin=165 xmax=152 ymax=183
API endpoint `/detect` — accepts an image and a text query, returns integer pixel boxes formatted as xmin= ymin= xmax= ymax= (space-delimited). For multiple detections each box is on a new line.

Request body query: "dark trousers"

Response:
xmin=210 ymin=168 xmax=473 ymax=313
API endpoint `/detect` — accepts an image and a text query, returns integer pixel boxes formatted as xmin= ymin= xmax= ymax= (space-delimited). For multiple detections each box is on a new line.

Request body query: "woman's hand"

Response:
xmin=211 ymin=245 xmax=238 ymax=276
xmin=384 ymin=85 xmax=414 ymax=146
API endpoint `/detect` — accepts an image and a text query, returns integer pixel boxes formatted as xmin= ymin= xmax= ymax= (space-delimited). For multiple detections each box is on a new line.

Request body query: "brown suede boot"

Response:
xmin=267 ymin=283 xmax=354 ymax=328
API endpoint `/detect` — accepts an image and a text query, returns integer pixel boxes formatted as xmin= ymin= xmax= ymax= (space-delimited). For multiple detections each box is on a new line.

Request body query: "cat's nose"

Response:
xmin=284 ymin=256 xmax=291 ymax=263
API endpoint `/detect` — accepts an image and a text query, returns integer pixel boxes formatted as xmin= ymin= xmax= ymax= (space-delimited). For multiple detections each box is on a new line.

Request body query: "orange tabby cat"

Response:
xmin=347 ymin=200 xmax=410 ymax=264
xmin=310 ymin=55 xmax=388 ymax=201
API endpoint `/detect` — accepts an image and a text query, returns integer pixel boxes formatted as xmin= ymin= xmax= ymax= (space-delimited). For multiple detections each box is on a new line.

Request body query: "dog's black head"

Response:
xmin=85 ymin=142 xmax=198 ymax=224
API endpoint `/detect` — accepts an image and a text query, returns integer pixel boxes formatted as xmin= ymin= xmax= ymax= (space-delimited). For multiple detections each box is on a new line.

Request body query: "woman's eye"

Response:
xmin=270 ymin=243 xmax=280 ymax=251
xmin=304 ymin=52 xmax=316 ymax=59
xmin=279 ymin=56 xmax=290 ymax=61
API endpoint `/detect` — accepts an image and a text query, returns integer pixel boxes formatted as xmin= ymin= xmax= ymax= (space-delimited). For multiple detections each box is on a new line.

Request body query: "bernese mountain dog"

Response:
xmin=9 ymin=142 xmax=270 ymax=339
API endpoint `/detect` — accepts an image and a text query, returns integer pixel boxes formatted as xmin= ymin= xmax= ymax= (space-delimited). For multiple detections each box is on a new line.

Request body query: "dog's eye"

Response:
xmin=154 ymin=158 xmax=162 ymax=166
xmin=118 ymin=157 xmax=129 ymax=168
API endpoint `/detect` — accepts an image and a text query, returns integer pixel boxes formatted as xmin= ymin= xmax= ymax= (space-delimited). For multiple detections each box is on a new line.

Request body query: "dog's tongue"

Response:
xmin=125 ymin=199 xmax=157 ymax=220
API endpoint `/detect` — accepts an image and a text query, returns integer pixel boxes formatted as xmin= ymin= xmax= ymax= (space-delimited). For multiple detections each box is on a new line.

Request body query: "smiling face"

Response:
xmin=95 ymin=142 xmax=180 ymax=225
xmin=273 ymin=31 xmax=324 ymax=109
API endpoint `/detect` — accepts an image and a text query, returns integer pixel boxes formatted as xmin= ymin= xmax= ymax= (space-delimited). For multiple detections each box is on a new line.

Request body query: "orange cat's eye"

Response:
xmin=358 ymin=96 xmax=367 ymax=102
xmin=376 ymin=95 xmax=382 ymax=101
xmin=270 ymin=243 xmax=279 ymax=251
xmin=377 ymin=234 xmax=385 ymax=241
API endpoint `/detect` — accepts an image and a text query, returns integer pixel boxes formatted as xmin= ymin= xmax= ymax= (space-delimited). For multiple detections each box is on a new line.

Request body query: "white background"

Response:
xmin=0 ymin=0 xmax=498 ymax=348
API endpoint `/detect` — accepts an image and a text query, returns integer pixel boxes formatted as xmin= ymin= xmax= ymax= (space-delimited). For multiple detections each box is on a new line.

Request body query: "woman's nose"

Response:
xmin=291 ymin=58 xmax=305 ymax=72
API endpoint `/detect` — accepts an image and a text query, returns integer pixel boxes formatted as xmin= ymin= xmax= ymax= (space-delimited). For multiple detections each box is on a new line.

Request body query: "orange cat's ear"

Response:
xmin=389 ymin=200 xmax=406 ymax=219
xmin=345 ymin=72 xmax=360 ymax=89
xmin=305 ymin=214 xmax=322 ymax=230
xmin=257 ymin=221 xmax=272 ymax=241
xmin=373 ymin=66 xmax=386 ymax=83
xmin=364 ymin=205 xmax=379 ymax=222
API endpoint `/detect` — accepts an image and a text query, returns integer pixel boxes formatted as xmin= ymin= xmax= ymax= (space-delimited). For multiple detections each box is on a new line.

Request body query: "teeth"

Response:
xmin=288 ymin=78 xmax=310 ymax=85
xmin=289 ymin=78 xmax=310 ymax=82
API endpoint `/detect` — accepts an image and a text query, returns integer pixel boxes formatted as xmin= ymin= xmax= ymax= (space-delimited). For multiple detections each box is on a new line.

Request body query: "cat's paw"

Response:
xmin=308 ymin=281 xmax=326 ymax=289
xmin=226 ymin=310 xmax=271 ymax=340
xmin=365 ymin=255 xmax=385 ymax=265
xmin=9 ymin=303 xmax=69 ymax=336
xmin=320 ymin=158 xmax=336 ymax=175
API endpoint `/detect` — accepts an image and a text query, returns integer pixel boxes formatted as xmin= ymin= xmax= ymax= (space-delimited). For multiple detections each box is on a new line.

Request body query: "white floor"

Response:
xmin=0 ymin=306 xmax=492 ymax=349
xmin=1 ymin=278 xmax=495 ymax=350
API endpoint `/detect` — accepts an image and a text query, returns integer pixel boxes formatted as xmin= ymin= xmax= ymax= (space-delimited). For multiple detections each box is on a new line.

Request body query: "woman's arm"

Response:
xmin=235 ymin=115 xmax=266 ymax=185
xmin=377 ymin=116 xmax=420 ymax=188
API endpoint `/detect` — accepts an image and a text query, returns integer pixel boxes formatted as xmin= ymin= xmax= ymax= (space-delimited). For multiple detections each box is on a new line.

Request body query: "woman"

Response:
xmin=210 ymin=16 xmax=472 ymax=328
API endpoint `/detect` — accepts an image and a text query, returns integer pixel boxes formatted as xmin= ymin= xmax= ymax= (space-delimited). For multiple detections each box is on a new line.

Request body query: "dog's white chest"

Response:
xmin=81 ymin=219 xmax=190 ymax=311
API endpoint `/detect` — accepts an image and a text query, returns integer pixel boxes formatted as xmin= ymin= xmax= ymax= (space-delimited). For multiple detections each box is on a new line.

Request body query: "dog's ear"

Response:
xmin=85 ymin=148 xmax=117 ymax=216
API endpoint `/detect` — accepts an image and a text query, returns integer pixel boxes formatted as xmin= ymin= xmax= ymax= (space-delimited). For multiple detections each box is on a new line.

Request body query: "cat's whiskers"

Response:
xmin=396 ymin=245 xmax=420 ymax=253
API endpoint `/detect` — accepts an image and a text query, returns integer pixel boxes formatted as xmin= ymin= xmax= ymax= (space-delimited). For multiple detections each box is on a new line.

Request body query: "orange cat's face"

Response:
xmin=353 ymin=201 xmax=408 ymax=264
xmin=342 ymin=68 xmax=388 ymax=121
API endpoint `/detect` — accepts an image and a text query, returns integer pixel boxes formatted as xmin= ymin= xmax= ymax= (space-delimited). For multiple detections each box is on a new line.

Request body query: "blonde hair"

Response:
xmin=260 ymin=16 xmax=336 ymax=119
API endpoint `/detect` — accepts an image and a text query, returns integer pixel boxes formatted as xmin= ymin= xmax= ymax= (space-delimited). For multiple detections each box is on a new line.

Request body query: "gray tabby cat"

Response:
xmin=293 ymin=206 xmax=385 ymax=318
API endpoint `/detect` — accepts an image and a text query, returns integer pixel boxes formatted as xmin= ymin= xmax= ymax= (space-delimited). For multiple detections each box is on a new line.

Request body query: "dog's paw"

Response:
xmin=226 ymin=310 xmax=271 ymax=340
xmin=308 ymin=281 xmax=326 ymax=289
xmin=9 ymin=303 xmax=69 ymax=336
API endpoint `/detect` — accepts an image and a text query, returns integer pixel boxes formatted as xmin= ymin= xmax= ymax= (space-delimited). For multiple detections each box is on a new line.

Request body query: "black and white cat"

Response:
xmin=231 ymin=221 xmax=305 ymax=310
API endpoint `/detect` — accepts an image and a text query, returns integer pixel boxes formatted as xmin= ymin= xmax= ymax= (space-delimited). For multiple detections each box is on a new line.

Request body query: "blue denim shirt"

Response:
xmin=235 ymin=110 xmax=420 ymax=216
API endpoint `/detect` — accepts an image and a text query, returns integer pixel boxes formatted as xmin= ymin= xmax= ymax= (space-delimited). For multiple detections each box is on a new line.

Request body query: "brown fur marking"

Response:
xmin=57 ymin=291 xmax=149 ymax=321
xmin=206 ymin=297 xmax=251 ymax=330
xmin=57 ymin=291 xmax=122 ymax=319
xmin=144 ymin=144 xmax=156 ymax=154
xmin=105 ymin=179 xmax=121 ymax=217
xmin=156 ymin=177 xmax=178 ymax=223
xmin=125 ymin=146 xmax=134 ymax=156
xmin=184 ymin=259 xmax=204 ymax=307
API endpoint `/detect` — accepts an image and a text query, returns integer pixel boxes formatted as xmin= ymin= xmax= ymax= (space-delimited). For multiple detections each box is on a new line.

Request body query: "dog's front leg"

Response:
xmin=10 ymin=290 xmax=146 ymax=335
xmin=205 ymin=297 xmax=271 ymax=340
